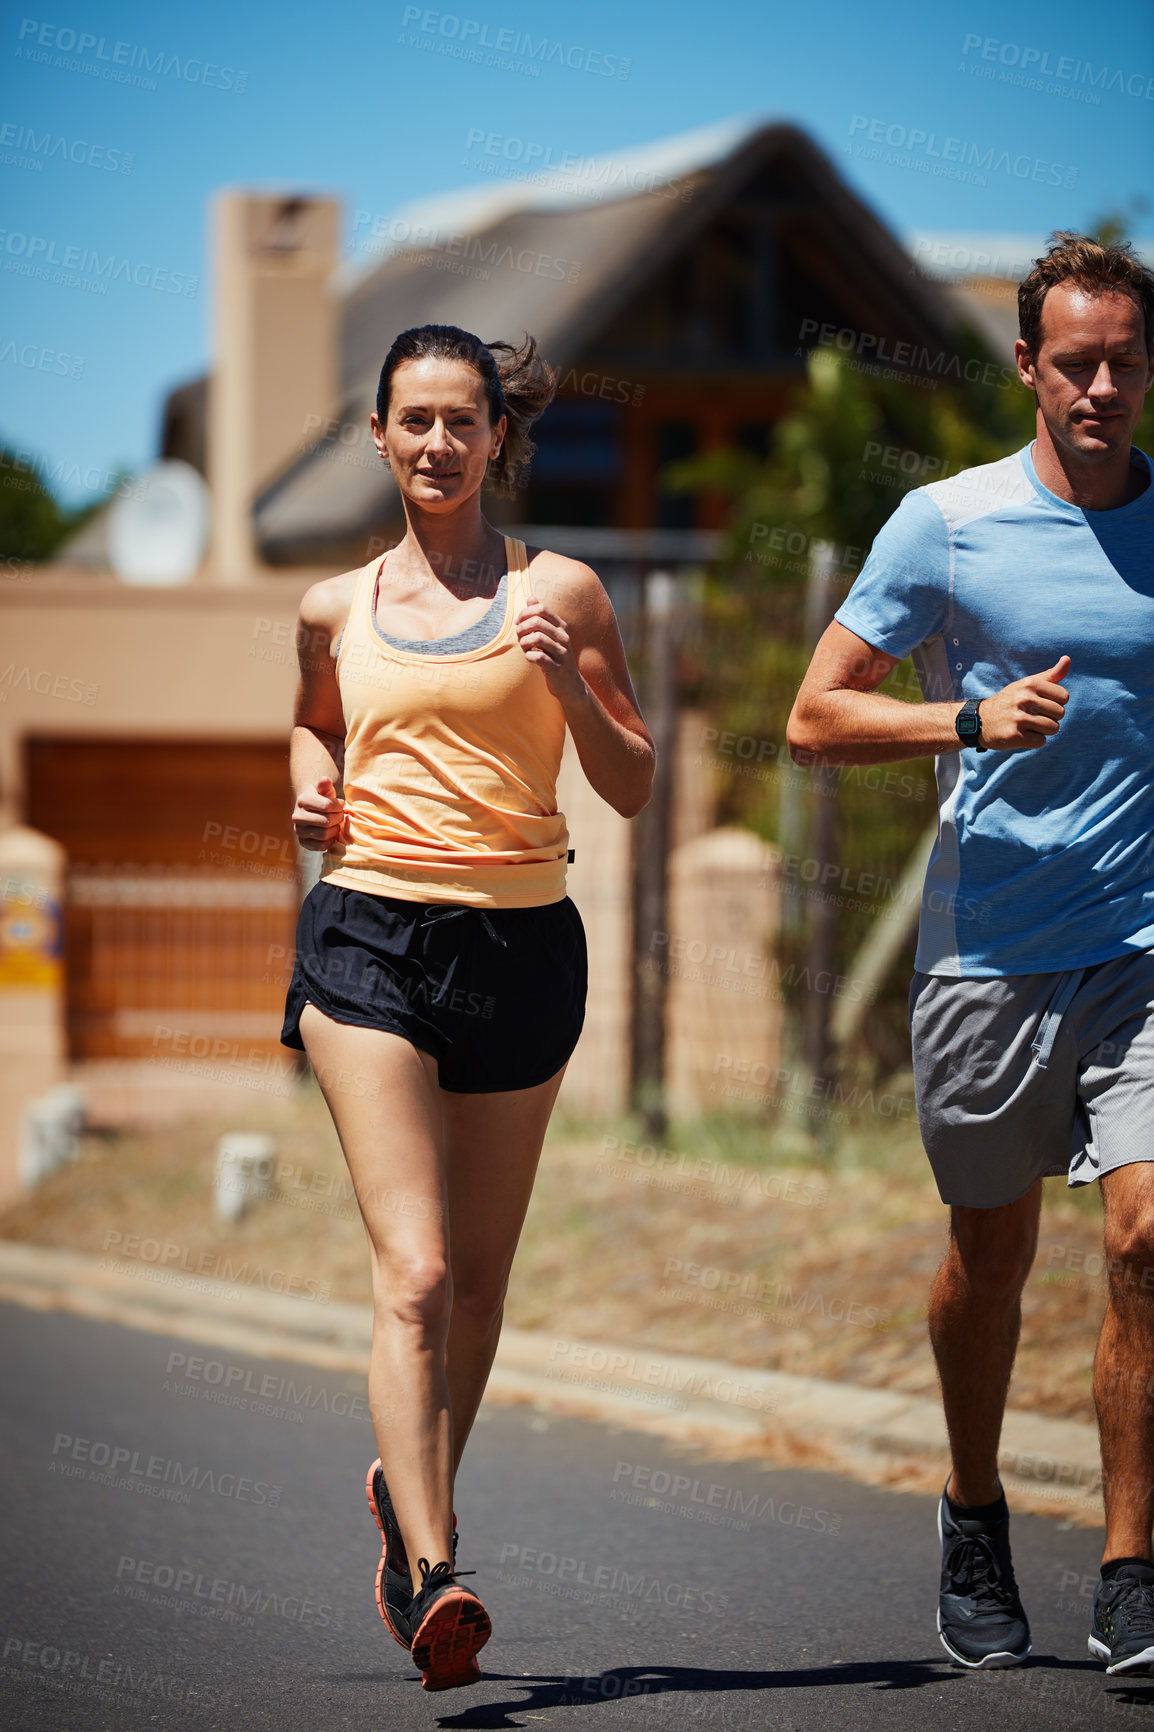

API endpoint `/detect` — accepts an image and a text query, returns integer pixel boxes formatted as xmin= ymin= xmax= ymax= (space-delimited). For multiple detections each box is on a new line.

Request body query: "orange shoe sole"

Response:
xmin=410 ymin=1587 xmax=491 ymax=1692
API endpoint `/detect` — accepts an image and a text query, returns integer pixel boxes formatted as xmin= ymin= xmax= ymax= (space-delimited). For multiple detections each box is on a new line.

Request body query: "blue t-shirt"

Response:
xmin=834 ymin=443 xmax=1154 ymax=977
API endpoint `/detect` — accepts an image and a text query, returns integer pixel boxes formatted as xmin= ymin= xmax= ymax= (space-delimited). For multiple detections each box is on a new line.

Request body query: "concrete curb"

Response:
xmin=0 ymin=1239 xmax=1103 ymax=1524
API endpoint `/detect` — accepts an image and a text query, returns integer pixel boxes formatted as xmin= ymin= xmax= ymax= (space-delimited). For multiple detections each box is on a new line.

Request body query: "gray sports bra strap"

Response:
xmin=379 ymin=573 xmax=508 ymax=655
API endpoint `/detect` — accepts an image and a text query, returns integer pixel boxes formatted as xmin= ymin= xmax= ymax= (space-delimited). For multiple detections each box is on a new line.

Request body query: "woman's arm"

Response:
xmin=515 ymin=555 xmax=655 ymax=818
xmin=290 ymin=574 xmax=356 ymax=850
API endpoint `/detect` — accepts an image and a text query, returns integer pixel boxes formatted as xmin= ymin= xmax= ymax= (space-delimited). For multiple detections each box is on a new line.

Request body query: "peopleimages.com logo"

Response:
xmin=0 ymin=229 xmax=196 ymax=294
xmin=960 ymin=33 xmax=1153 ymax=101
xmin=14 ymin=19 xmax=248 ymax=92
xmin=0 ymin=118 xmax=133 ymax=172
xmin=847 ymin=116 xmax=1077 ymax=189
xmin=397 ymin=7 xmax=631 ymax=78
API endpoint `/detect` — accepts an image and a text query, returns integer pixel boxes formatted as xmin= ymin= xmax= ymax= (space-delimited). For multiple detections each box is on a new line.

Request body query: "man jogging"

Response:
xmin=788 ymin=232 xmax=1154 ymax=1675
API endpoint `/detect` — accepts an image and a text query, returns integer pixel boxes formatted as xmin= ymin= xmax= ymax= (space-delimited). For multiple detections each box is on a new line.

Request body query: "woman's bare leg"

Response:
xmin=441 ymin=1065 xmax=567 ymax=1472
xmin=299 ymin=1005 xmax=455 ymax=1574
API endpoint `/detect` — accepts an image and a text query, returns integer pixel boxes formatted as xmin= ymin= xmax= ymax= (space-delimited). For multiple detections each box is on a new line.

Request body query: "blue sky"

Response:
xmin=2 ymin=0 xmax=1152 ymax=505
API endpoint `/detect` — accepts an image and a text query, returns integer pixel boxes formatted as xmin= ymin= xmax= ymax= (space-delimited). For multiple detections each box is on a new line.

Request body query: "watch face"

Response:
xmin=957 ymin=713 xmax=979 ymax=735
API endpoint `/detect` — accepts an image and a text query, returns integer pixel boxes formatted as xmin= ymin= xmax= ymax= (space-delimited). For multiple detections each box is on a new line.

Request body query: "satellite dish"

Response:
xmin=108 ymin=459 xmax=210 ymax=586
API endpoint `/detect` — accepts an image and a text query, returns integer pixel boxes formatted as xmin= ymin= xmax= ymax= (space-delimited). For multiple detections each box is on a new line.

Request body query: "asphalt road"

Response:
xmin=0 ymin=1302 xmax=1142 ymax=1731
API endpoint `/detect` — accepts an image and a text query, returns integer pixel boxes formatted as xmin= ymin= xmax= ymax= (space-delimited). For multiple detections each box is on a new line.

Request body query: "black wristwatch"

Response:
xmin=955 ymin=698 xmax=987 ymax=752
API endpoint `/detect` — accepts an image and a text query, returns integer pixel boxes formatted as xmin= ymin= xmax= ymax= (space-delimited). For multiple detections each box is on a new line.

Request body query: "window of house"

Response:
xmin=655 ymin=420 xmax=697 ymax=529
xmin=521 ymin=401 xmax=621 ymax=525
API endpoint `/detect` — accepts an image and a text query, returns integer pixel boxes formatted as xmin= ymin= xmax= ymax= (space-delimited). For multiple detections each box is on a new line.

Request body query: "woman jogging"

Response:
xmin=280 ymin=324 xmax=654 ymax=1692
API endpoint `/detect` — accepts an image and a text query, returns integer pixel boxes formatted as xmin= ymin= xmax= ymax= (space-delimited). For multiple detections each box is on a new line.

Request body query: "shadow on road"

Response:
xmin=329 ymin=1655 xmax=1154 ymax=1729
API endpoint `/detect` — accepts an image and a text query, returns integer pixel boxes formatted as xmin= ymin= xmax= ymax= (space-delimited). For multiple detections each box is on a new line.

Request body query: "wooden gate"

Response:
xmin=25 ymin=738 xmax=299 ymax=1062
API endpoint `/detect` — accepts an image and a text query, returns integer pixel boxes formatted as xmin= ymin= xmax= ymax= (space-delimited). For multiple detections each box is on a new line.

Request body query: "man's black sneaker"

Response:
xmin=937 ymin=1486 xmax=1031 ymax=1667
xmin=1089 ymin=1563 xmax=1154 ymax=1675
xmin=408 ymin=1558 xmax=491 ymax=1692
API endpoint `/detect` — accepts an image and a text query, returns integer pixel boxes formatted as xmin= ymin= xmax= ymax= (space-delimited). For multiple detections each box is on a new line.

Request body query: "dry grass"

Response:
xmin=0 ymin=1086 xmax=1107 ymax=1423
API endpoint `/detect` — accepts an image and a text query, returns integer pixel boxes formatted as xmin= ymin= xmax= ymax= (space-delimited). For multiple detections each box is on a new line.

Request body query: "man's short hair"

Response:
xmin=1018 ymin=231 xmax=1154 ymax=360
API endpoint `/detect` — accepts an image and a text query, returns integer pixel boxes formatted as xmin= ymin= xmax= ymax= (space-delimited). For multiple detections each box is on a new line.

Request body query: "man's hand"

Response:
xmin=292 ymin=775 xmax=347 ymax=850
xmin=515 ymin=595 xmax=586 ymax=705
xmin=977 ymin=656 xmax=1071 ymax=751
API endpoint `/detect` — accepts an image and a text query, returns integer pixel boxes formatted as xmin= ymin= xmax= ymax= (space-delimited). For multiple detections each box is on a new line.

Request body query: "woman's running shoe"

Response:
xmin=365 ymin=1458 xmax=459 ymax=1649
xmin=366 ymin=1459 xmax=413 ymax=1648
xmin=408 ymin=1558 xmax=491 ymax=1692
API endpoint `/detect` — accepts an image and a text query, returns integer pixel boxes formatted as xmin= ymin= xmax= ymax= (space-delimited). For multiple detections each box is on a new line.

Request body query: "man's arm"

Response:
xmin=787 ymin=621 xmax=1071 ymax=767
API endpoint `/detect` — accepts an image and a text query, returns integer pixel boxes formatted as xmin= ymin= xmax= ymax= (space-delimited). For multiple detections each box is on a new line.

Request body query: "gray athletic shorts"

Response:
xmin=909 ymin=950 xmax=1154 ymax=1209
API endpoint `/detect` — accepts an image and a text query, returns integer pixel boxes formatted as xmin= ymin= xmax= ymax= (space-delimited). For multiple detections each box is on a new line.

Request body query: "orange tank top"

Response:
xmin=320 ymin=535 xmax=570 ymax=907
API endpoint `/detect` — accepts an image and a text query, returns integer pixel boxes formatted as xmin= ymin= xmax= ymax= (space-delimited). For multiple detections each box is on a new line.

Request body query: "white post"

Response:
xmin=214 ymin=1131 xmax=275 ymax=1223
xmin=0 ymin=825 xmax=69 ymax=1206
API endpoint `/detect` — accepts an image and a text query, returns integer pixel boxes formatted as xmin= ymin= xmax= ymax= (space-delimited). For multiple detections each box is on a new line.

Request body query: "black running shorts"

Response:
xmin=281 ymin=880 xmax=587 ymax=1093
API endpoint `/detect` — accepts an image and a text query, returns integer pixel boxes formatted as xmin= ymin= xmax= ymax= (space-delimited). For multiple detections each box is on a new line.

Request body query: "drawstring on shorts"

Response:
xmin=419 ymin=905 xmax=509 ymax=948
xmin=413 ymin=905 xmax=509 ymax=1050
xmin=1030 ymin=968 xmax=1084 ymax=1069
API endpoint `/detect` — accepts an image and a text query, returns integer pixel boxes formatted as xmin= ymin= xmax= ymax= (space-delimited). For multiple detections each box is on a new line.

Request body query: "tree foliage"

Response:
xmin=0 ymin=446 xmax=113 ymax=562
xmin=667 ymin=348 xmax=1039 ymax=1071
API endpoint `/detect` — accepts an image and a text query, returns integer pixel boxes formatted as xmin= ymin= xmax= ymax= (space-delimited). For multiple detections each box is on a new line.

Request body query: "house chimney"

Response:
xmin=208 ymin=192 xmax=339 ymax=583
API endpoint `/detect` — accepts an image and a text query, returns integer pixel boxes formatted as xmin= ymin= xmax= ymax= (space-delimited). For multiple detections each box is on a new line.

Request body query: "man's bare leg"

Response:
xmin=928 ymin=1181 xmax=1042 ymax=1506
xmin=929 ymin=1182 xmax=1041 ymax=1667
xmin=1097 ymin=1163 xmax=1154 ymax=1563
